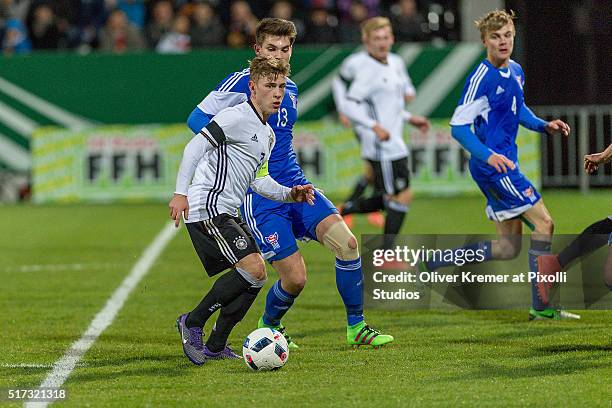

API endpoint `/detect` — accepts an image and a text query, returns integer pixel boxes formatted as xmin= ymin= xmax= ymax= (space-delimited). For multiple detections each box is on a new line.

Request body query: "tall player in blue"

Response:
xmin=187 ymin=18 xmax=393 ymax=348
xmin=424 ymin=10 xmax=579 ymax=320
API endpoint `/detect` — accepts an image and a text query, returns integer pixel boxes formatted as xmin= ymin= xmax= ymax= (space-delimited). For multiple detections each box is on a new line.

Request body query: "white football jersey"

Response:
xmin=188 ymin=100 xmax=275 ymax=222
xmin=339 ymin=51 xmax=414 ymax=161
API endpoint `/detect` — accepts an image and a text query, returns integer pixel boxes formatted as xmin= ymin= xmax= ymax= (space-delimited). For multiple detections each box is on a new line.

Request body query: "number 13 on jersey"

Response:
xmin=276 ymin=108 xmax=288 ymax=127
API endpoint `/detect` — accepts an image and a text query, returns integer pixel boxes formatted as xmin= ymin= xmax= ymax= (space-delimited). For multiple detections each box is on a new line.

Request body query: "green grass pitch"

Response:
xmin=1 ymin=191 xmax=611 ymax=406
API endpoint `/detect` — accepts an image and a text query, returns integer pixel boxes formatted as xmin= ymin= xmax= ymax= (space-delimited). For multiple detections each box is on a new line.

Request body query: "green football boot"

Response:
xmin=347 ymin=321 xmax=394 ymax=347
xmin=528 ymin=307 xmax=581 ymax=321
xmin=257 ymin=316 xmax=299 ymax=349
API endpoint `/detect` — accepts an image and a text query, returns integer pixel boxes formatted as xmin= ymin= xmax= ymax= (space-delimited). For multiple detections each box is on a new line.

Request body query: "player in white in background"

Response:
xmin=334 ymin=16 xmax=430 ymax=258
xmin=169 ymin=56 xmax=314 ymax=365
xmin=332 ymin=25 xmax=417 ymax=229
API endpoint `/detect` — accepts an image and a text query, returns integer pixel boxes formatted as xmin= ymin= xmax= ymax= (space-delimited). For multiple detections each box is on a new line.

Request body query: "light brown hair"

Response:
xmin=249 ymin=56 xmax=291 ymax=82
xmin=255 ymin=18 xmax=297 ymax=45
xmin=475 ymin=10 xmax=516 ymax=40
xmin=360 ymin=16 xmax=392 ymax=37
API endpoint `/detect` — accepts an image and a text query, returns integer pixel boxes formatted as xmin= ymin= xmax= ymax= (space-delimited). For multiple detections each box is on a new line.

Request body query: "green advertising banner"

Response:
xmin=32 ymin=121 xmax=540 ymax=203
xmin=32 ymin=125 xmax=188 ymax=203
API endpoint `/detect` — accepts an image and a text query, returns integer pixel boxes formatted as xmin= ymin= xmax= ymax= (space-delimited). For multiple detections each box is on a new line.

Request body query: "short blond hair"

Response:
xmin=249 ymin=56 xmax=290 ymax=82
xmin=475 ymin=10 xmax=516 ymax=40
xmin=360 ymin=16 xmax=392 ymax=37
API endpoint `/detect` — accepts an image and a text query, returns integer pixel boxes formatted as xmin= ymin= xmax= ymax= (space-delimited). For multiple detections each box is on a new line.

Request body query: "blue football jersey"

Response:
xmin=450 ymin=59 xmax=527 ymax=180
xmin=197 ymin=68 xmax=305 ymax=187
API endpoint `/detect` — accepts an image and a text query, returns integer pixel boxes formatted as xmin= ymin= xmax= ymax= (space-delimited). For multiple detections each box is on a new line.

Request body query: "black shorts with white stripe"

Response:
xmin=368 ymin=157 xmax=411 ymax=196
xmin=186 ymin=214 xmax=259 ymax=277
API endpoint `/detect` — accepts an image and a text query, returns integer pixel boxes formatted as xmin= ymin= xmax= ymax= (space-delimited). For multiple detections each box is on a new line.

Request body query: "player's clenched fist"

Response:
xmin=290 ymin=184 xmax=315 ymax=205
xmin=169 ymin=193 xmax=189 ymax=227
xmin=487 ymin=152 xmax=516 ymax=173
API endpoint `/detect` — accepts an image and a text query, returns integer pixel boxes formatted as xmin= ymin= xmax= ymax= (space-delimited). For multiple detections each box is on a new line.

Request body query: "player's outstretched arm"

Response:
xmin=519 ymin=102 xmax=570 ymax=137
xmin=407 ymin=113 xmax=430 ymax=133
xmin=518 ymin=103 xmax=548 ymax=133
xmin=250 ymin=175 xmax=315 ymax=205
xmin=584 ymin=143 xmax=612 ymax=174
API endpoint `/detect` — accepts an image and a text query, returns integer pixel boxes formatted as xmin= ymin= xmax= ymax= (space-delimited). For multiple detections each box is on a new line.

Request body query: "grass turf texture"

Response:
xmin=1 ymin=191 xmax=611 ymax=406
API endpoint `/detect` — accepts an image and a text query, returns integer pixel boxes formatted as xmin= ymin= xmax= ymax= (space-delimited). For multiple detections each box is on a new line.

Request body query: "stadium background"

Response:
xmin=1 ymin=0 xmax=611 ymax=406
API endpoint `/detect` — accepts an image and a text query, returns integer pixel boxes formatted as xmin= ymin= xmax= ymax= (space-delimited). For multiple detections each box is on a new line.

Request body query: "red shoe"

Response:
xmin=367 ymin=211 xmax=385 ymax=228
xmin=343 ymin=214 xmax=354 ymax=229
xmin=536 ymin=254 xmax=561 ymax=305
xmin=378 ymin=260 xmax=409 ymax=270
xmin=337 ymin=204 xmax=354 ymax=229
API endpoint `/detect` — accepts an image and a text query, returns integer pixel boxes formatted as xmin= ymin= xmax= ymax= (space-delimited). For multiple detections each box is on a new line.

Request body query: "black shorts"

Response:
xmin=186 ymin=214 xmax=259 ymax=277
xmin=368 ymin=157 xmax=411 ymax=195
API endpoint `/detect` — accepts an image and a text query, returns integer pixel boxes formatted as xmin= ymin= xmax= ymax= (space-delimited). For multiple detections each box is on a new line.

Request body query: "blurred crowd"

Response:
xmin=0 ymin=0 xmax=459 ymax=55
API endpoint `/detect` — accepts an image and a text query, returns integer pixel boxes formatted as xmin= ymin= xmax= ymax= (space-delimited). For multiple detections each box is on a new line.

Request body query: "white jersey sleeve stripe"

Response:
xmin=219 ymin=70 xmax=248 ymax=92
xmin=464 ymin=64 xmax=488 ymax=104
xmin=217 ymin=72 xmax=240 ymax=92
xmin=464 ymin=64 xmax=486 ymax=103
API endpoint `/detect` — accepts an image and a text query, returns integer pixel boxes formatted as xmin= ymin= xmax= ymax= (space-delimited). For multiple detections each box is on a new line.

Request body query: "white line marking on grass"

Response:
xmin=25 ymin=222 xmax=177 ymax=408
xmin=3 ymin=263 xmax=127 ymax=273
xmin=1 ymin=363 xmax=86 ymax=369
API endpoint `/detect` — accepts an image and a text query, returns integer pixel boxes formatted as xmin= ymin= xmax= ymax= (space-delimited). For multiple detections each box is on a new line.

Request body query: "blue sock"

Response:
xmin=529 ymin=239 xmax=551 ymax=311
xmin=262 ymin=280 xmax=296 ymax=327
xmin=426 ymin=241 xmax=493 ymax=270
xmin=335 ymin=258 xmax=364 ymax=326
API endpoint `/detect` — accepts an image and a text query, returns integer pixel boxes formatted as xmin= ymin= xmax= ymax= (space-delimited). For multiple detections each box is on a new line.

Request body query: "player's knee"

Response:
xmin=238 ymin=254 xmax=267 ymax=282
xmin=534 ymin=216 xmax=554 ymax=235
xmin=497 ymin=238 xmax=522 ymax=260
xmin=286 ymin=274 xmax=307 ymax=294
xmin=322 ymin=220 xmax=359 ymax=261
xmin=393 ymin=188 xmax=412 ymax=205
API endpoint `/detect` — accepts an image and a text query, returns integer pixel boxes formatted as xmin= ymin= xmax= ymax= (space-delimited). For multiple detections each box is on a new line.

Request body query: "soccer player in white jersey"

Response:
xmin=188 ymin=18 xmax=394 ymax=349
xmin=169 ymin=56 xmax=315 ymax=365
xmin=334 ymin=16 xmax=430 ymax=255
xmin=421 ymin=10 xmax=579 ymax=320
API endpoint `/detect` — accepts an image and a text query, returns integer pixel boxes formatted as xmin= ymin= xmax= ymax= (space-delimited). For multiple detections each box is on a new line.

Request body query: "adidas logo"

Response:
xmin=251 ymin=134 xmax=258 ymax=142
xmin=496 ymin=86 xmax=505 ymax=95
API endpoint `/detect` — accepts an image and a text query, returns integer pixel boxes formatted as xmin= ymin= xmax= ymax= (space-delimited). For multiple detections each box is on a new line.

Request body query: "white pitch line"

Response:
xmin=25 ymin=222 xmax=177 ymax=408
xmin=1 ymin=363 xmax=86 ymax=369
xmin=3 ymin=263 xmax=125 ymax=273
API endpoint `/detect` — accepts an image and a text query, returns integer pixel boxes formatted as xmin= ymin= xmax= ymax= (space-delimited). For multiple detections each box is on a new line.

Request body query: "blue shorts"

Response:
xmin=472 ymin=169 xmax=541 ymax=222
xmin=241 ymin=188 xmax=338 ymax=262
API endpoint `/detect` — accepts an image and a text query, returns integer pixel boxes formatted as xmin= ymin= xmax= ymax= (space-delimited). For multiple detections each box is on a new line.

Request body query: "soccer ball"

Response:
xmin=242 ymin=327 xmax=289 ymax=371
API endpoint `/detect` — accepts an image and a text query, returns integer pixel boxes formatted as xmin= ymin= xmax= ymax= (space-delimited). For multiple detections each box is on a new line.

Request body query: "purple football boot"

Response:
xmin=203 ymin=345 xmax=241 ymax=360
xmin=176 ymin=313 xmax=207 ymax=365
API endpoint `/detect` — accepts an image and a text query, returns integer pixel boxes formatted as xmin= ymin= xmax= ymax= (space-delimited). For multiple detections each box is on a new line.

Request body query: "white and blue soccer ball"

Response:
xmin=243 ymin=328 xmax=289 ymax=371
